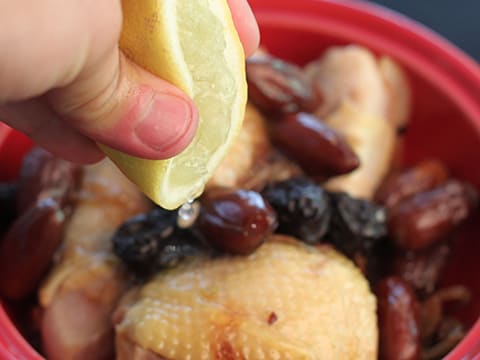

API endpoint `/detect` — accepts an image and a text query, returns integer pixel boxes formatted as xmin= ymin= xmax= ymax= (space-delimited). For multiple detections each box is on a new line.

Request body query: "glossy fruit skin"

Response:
xmin=199 ymin=189 xmax=277 ymax=255
xmin=376 ymin=276 xmax=421 ymax=360
xmin=246 ymin=57 xmax=319 ymax=115
xmin=262 ymin=177 xmax=330 ymax=244
xmin=388 ymin=180 xmax=478 ymax=251
xmin=271 ymin=112 xmax=359 ymax=177
xmin=375 ymin=160 xmax=449 ymax=209
xmin=15 ymin=148 xmax=81 ymax=213
xmin=0 ymin=199 xmax=66 ymax=299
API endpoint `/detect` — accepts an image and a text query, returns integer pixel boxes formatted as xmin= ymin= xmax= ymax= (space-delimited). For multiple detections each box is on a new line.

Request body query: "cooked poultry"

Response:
xmin=38 ymin=160 xmax=150 ymax=360
xmin=304 ymin=45 xmax=407 ymax=198
xmin=305 ymin=45 xmax=411 ymax=129
xmin=323 ymin=102 xmax=396 ymax=199
xmin=114 ymin=236 xmax=378 ymax=360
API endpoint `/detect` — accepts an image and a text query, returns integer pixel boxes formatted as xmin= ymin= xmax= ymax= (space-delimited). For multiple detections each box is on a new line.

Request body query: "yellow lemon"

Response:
xmin=101 ymin=0 xmax=247 ymax=209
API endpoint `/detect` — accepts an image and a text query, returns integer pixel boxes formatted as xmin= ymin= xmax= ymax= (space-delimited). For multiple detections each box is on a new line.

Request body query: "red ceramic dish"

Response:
xmin=1 ymin=0 xmax=479 ymax=358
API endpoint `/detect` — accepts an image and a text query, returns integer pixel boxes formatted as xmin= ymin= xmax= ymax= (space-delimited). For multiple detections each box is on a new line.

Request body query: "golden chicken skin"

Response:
xmin=114 ymin=236 xmax=378 ymax=360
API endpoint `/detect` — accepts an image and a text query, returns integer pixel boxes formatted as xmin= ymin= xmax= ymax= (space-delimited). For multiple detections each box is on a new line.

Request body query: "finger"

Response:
xmin=0 ymin=100 xmax=104 ymax=164
xmin=227 ymin=0 xmax=260 ymax=56
xmin=49 ymin=52 xmax=199 ymax=160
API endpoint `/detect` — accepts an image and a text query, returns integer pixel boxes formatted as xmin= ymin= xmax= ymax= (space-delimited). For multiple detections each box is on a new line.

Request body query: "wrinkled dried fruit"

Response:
xmin=326 ymin=192 xmax=387 ymax=258
xmin=262 ymin=177 xmax=330 ymax=244
xmin=271 ymin=112 xmax=360 ymax=177
xmin=199 ymin=189 xmax=277 ymax=255
xmin=113 ymin=208 xmax=207 ymax=277
xmin=376 ymin=159 xmax=449 ymax=209
xmin=0 ymin=199 xmax=66 ymax=299
xmin=376 ymin=276 xmax=421 ymax=360
xmin=388 ymin=180 xmax=478 ymax=250
xmin=16 ymin=147 xmax=82 ymax=212
xmin=246 ymin=57 xmax=318 ymax=115
xmin=392 ymin=243 xmax=450 ymax=296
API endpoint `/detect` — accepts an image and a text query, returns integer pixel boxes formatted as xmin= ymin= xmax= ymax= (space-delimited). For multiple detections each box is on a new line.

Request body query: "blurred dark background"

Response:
xmin=367 ymin=0 xmax=480 ymax=62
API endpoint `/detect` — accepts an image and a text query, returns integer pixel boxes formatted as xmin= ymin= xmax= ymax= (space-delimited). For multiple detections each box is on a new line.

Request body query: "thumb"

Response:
xmin=49 ymin=49 xmax=199 ymax=160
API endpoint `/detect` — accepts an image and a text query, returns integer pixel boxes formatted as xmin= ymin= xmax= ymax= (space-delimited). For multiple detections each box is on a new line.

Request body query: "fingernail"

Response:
xmin=135 ymin=92 xmax=196 ymax=154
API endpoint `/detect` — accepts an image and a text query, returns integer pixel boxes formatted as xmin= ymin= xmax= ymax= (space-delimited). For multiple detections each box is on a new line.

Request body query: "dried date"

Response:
xmin=376 ymin=159 xmax=449 ymax=209
xmin=0 ymin=199 xmax=66 ymax=299
xmin=388 ymin=180 xmax=478 ymax=251
xmin=246 ymin=57 xmax=319 ymax=115
xmin=16 ymin=147 xmax=82 ymax=212
xmin=376 ymin=276 xmax=421 ymax=360
xmin=271 ymin=112 xmax=360 ymax=177
xmin=392 ymin=242 xmax=450 ymax=296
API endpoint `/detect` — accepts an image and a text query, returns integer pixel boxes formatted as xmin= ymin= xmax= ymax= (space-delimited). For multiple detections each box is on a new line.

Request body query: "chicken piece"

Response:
xmin=39 ymin=160 xmax=150 ymax=360
xmin=208 ymin=103 xmax=270 ymax=189
xmin=379 ymin=56 xmax=411 ymax=130
xmin=114 ymin=236 xmax=378 ymax=360
xmin=305 ymin=45 xmax=411 ymax=129
xmin=323 ymin=102 xmax=396 ymax=199
xmin=208 ymin=103 xmax=301 ymax=190
xmin=305 ymin=45 xmax=387 ymax=119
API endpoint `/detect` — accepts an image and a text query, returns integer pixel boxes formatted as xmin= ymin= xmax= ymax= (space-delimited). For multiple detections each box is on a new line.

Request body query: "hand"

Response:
xmin=0 ymin=0 xmax=259 ymax=164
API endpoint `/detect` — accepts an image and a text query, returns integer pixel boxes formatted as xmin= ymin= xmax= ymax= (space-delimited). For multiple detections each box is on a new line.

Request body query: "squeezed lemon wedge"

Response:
xmin=101 ymin=0 xmax=247 ymax=209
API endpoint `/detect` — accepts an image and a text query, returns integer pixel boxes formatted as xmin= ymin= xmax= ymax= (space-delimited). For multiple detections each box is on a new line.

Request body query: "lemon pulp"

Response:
xmin=101 ymin=0 xmax=247 ymax=209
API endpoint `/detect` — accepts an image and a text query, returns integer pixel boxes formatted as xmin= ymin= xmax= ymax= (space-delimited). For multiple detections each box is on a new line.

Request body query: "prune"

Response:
xmin=326 ymin=192 xmax=387 ymax=257
xmin=262 ymin=177 xmax=330 ymax=244
xmin=199 ymin=189 xmax=277 ymax=255
xmin=376 ymin=276 xmax=421 ymax=360
xmin=271 ymin=112 xmax=360 ymax=177
xmin=113 ymin=208 xmax=177 ymax=272
xmin=113 ymin=208 xmax=207 ymax=277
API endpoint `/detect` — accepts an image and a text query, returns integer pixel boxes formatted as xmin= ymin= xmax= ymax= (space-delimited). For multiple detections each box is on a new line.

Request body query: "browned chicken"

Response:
xmin=38 ymin=160 xmax=150 ymax=360
xmin=304 ymin=45 xmax=410 ymax=199
xmin=114 ymin=236 xmax=378 ymax=360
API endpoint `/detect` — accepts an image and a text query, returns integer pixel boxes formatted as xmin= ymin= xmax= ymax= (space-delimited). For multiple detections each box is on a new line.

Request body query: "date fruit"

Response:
xmin=199 ymin=189 xmax=277 ymax=255
xmin=16 ymin=147 xmax=82 ymax=212
xmin=246 ymin=57 xmax=318 ymax=115
xmin=388 ymin=180 xmax=478 ymax=251
xmin=392 ymin=243 xmax=450 ymax=296
xmin=271 ymin=112 xmax=360 ymax=177
xmin=0 ymin=198 xmax=66 ymax=299
xmin=376 ymin=159 xmax=449 ymax=209
xmin=376 ymin=276 xmax=421 ymax=360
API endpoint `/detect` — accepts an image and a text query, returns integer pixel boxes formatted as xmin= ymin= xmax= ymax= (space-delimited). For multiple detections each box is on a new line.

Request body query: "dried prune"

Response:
xmin=262 ymin=177 xmax=330 ymax=244
xmin=326 ymin=192 xmax=387 ymax=257
xmin=199 ymin=189 xmax=277 ymax=255
xmin=112 ymin=208 xmax=177 ymax=272
xmin=113 ymin=208 xmax=207 ymax=277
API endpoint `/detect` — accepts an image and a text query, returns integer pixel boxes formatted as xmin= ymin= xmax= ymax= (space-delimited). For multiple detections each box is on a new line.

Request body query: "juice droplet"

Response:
xmin=177 ymin=199 xmax=200 ymax=228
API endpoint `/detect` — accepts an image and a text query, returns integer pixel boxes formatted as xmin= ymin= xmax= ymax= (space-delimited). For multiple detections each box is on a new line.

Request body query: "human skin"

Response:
xmin=0 ymin=0 xmax=259 ymax=164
